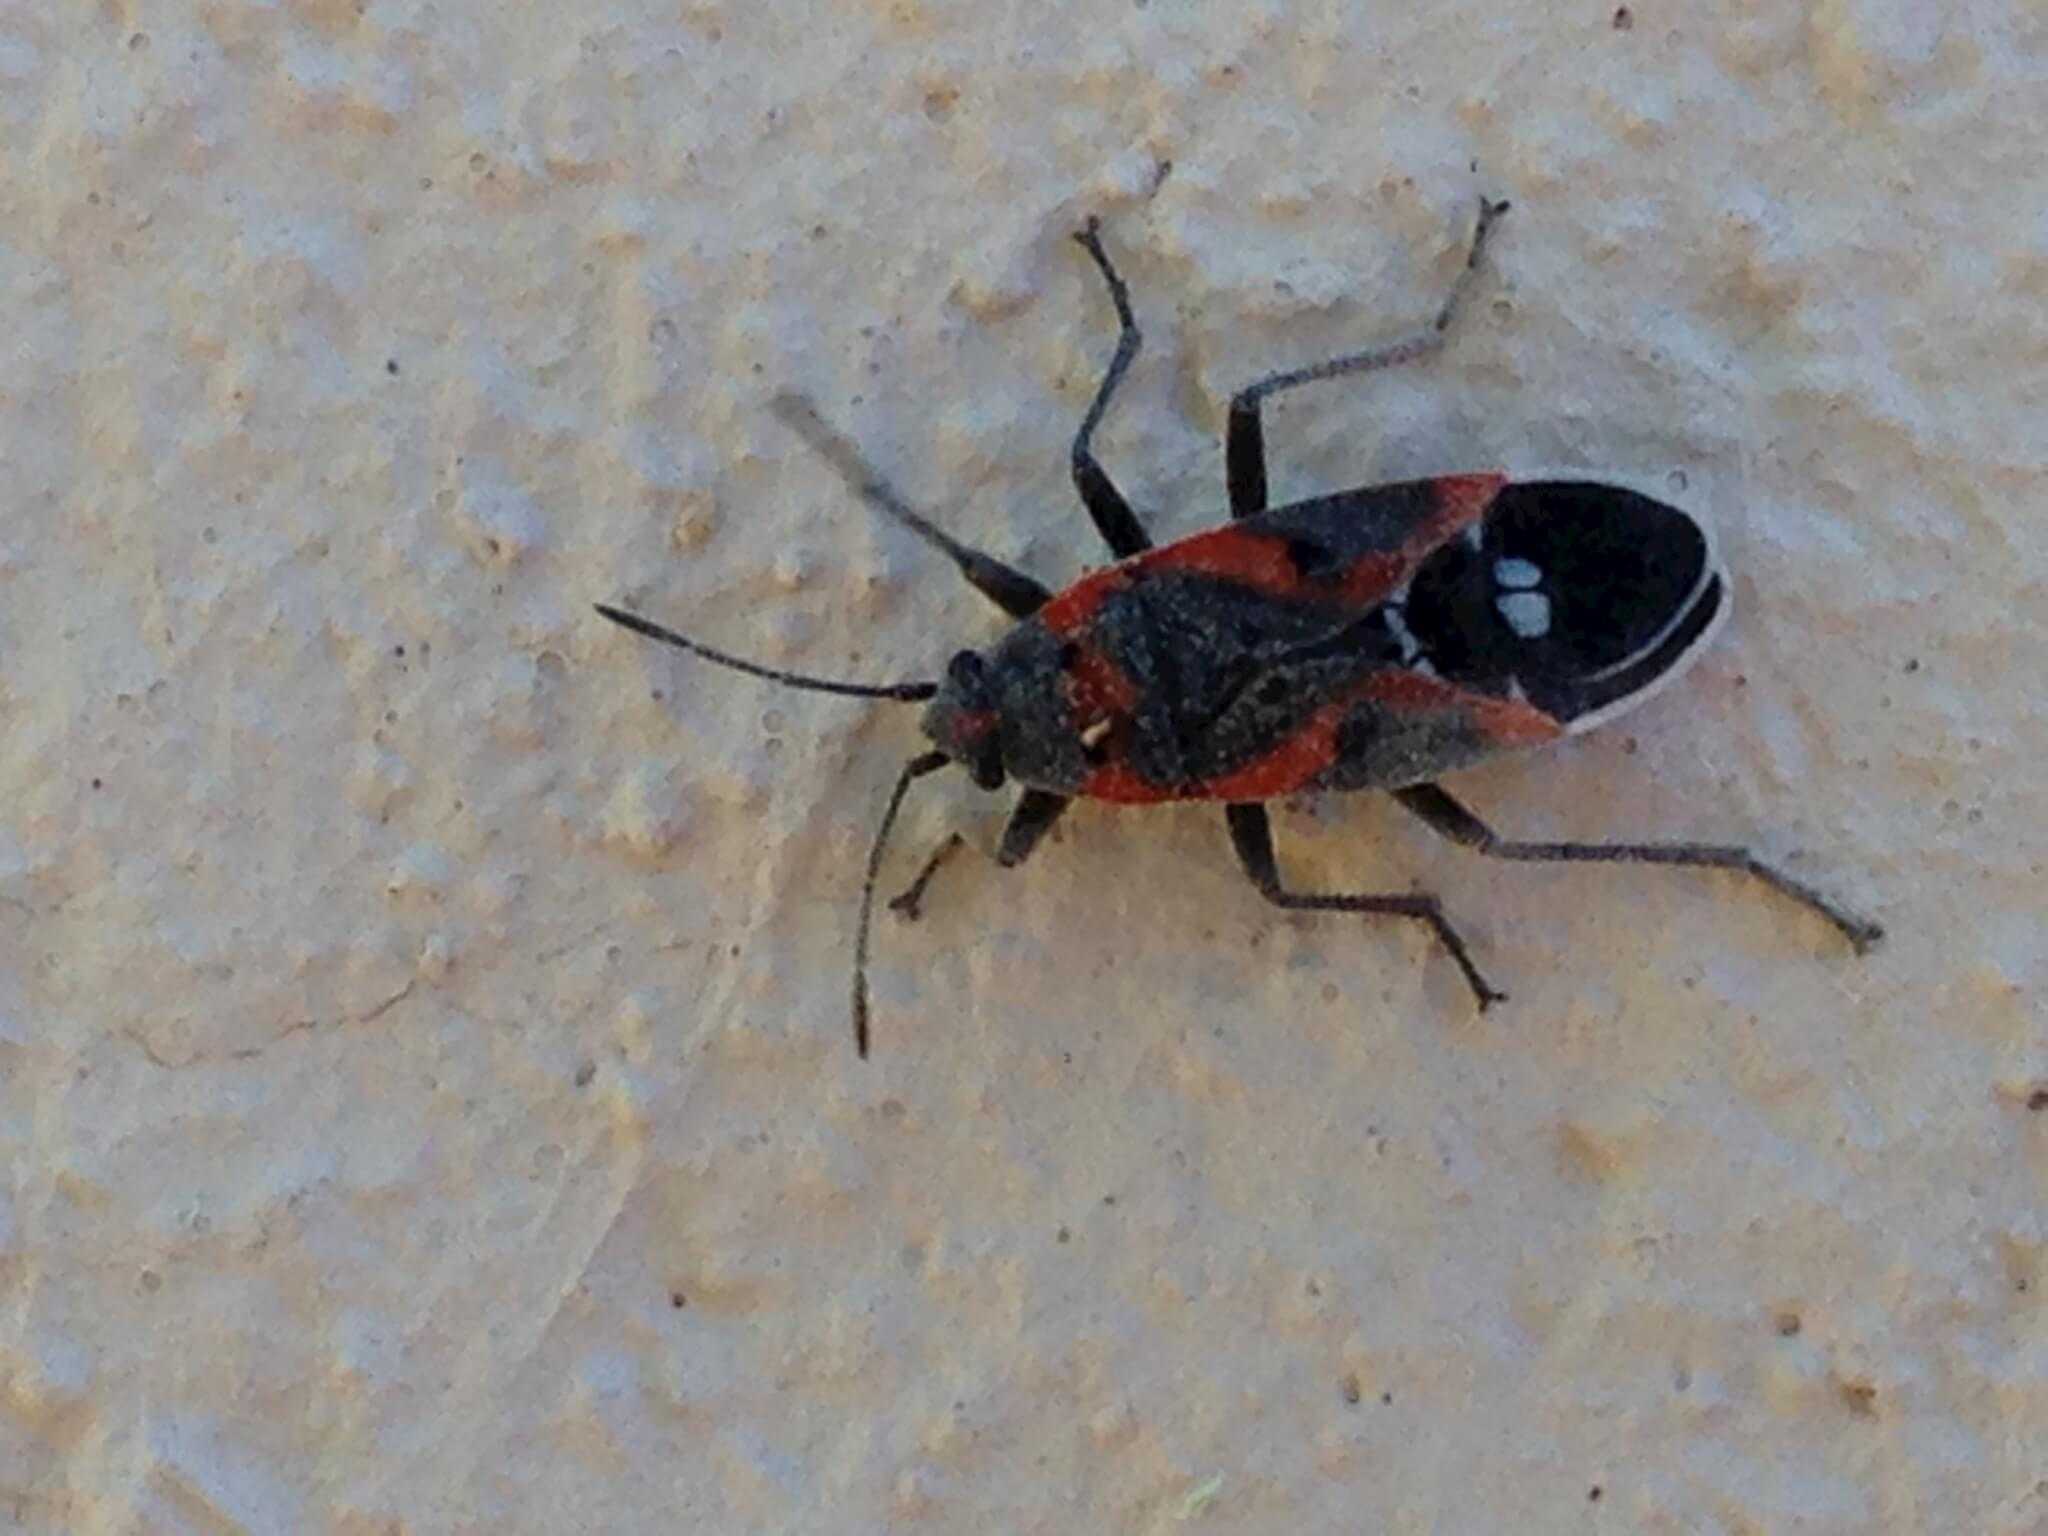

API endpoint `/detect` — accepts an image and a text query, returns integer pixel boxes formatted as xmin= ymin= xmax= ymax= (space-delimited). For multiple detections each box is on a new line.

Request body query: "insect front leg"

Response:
xmin=1224 ymin=802 xmax=1508 ymax=1009
xmin=1068 ymin=219 xmax=1154 ymax=559
xmin=1225 ymin=195 xmax=1510 ymax=518
xmin=888 ymin=790 xmax=1070 ymax=920
xmin=770 ymin=392 xmax=1052 ymax=619
xmin=1391 ymin=783 xmax=1884 ymax=953
xmin=887 ymin=833 xmax=966 ymax=921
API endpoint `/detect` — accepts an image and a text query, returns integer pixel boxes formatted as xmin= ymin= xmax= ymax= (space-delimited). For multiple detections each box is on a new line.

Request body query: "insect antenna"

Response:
xmin=854 ymin=750 xmax=953 ymax=1058
xmin=595 ymin=604 xmax=938 ymax=701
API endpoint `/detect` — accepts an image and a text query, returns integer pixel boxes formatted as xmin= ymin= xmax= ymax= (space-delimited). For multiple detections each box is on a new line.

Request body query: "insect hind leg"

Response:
xmin=1225 ymin=802 xmax=1507 ymax=1009
xmin=1225 ymin=196 xmax=1510 ymax=518
xmin=1069 ymin=219 xmax=1154 ymax=559
xmin=1392 ymin=783 xmax=1884 ymax=953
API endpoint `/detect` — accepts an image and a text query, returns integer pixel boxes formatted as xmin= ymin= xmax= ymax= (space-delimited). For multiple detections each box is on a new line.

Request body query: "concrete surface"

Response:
xmin=2 ymin=1 xmax=2044 ymax=1531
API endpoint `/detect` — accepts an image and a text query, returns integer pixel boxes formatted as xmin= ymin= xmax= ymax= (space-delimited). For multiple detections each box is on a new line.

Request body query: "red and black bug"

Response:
xmin=597 ymin=198 xmax=1882 ymax=1057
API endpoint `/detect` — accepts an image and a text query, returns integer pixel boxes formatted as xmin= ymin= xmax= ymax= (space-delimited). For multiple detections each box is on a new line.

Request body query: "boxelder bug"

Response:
xmin=597 ymin=197 xmax=1883 ymax=1058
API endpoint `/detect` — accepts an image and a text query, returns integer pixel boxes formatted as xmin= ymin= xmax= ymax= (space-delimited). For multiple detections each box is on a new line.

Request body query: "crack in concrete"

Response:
xmin=124 ymin=980 xmax=419 ymax=1070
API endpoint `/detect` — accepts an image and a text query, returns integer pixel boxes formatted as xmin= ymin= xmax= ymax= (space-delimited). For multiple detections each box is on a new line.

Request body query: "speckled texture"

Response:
xmin=2 ymin=2 xmax=2044 ymax=1532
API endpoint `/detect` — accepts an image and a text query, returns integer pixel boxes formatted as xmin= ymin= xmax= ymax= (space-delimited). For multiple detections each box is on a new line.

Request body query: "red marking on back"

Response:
xmin=1063 ymin=640 xmax=1139 ymax=719
xmin=1078 ymin=664 xmax=1562 ymax=805
xmin=1043 ymin=473 xmax=1508 ymax=631
xmin=1183 ymin=705 xmax=1348 ymax=802
xmin=1081 ymin=709 xmax=1345 ymax=804
xmin=1356 ymin=669 xmax=1563 ymax=747
xmin=1331 ymin=473 xmax=1505 ymax=606
xmin=1051 ymin=473 xmax=1524 ymax=804
xmin=1036 ymin=566 xmax=1131 ymax=635
xmin=1428 ymin=473 xmax=1507 ymax=538
xmin=1335 ymin=551 xmax=1408 ymax=606
xmin=1144 ymin=526 xmax=1302 ymax=597
xmin=1078 ymin=758 xmax=1172 ymax=804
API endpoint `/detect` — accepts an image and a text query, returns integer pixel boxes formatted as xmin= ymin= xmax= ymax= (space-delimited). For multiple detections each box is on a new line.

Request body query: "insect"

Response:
xmin=598 ymin=197 xmax=1882 ymax=1057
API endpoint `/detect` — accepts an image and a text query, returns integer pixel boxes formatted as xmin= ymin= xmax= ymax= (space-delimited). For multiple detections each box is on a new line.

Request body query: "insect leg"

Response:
xmin=888 ymin=790 xmax=1069 ymax=919
xmin=1225 ymin=196 xmax=1510 ymax=518
xmin=1069 ymin=218 xmax=1154 ymax=558
xmin=998 ymin=788 xmax=1070 ymax=866
xmin=771 ymin=392 xmax=1052 ymax=619
xmin=887 ymin=833 xmax=966 ymax=921
xmin=1391 ymin=783 xmax=1885 ymax=953
xmin=1224 ymin=802 xmax=1507 ymax=1009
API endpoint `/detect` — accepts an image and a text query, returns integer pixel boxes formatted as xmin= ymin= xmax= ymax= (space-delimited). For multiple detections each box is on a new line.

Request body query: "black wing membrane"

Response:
xmin=1402 ymin=481 xmax=1726 ymax=730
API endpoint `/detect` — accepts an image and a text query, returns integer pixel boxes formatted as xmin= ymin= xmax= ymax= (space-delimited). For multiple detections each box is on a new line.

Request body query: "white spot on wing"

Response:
xmin=1079 ymin=718 xmax=1112 ymax=748
xmin=1497 ymin=590 xmax=1552 ymax=638
xmin=1383 ymin=605 xmax=1424 ymax=664
xmin=1494 ymin=557 xmax=1542 ymax=589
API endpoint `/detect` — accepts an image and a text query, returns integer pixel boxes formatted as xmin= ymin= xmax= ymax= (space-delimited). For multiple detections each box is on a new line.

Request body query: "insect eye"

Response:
xmin=942 ymin=647 xmax=991 ymax=708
